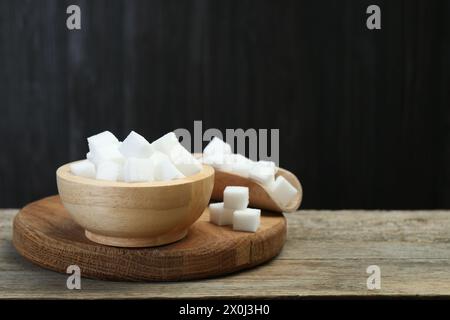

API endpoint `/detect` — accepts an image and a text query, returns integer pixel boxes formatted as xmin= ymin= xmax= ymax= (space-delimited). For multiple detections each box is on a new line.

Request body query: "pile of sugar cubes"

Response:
xmin=202 ymin=137 xmax=298 ymax=207
xmin=69 ymin=131 xmax=202 ymax=182
xmin=209 ymin=186 xmax=261 ymax=233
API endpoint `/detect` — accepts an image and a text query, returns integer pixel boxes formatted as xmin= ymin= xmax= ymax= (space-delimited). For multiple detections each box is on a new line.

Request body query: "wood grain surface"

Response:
xmin=3 ymin=208 xmax=450 ymax=298
xmin=11 ymin=196 xmax=286 ymax=281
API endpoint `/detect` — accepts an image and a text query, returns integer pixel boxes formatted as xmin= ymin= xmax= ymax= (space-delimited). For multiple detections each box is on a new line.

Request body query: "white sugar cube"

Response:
xmin=119 ymin=131 xmax=154 ymax=158
xmin=270 ymin=176 xmax=298 ymax=207
xmin=123 ymin=158 xmax=154 ymax=182
xmin=89 ymin=144 xmax=125 ymax=166
xmin=231 ymin=162 xmax=253 ymax=178
xmin=256 ymin=160 xmax=277 ymax=174
xmin=233 ymin=208 xmax=261 ymax=232
xmin=87 ymin=131 xmax=119 ymax=151
xmin=168 ymin=143 xmax=202 ymax=176
xmin=152 ymin=132 xmax=179 ymax=154
xmin=203 ymin=137 xmax=232 ymax=156
xmin=229 ymin=154 xmax=255 ymax=177
xmin=249 ymin=165 xmax=275 ymax=185
xmin=117 ymin=165 xmax=125 ymax=181
xmin=150 ymin=152 xmax=185 ymax=181
xmin=96 ymin=161 xmax=121 ymax=181
xmin=209 ymin=202 xmax=234 ymax=226
xmin=223 ymin=186 xmax=249 ymax=210
xmin=86 ymin=152 xmax=93 ymax=162
xmin=230 ymin=153 xmax=254 ymax=165
xmin=70 ymin=160 xmax=96 ymax=178
xmin=202 ymin=153 xmax=233 ymax=171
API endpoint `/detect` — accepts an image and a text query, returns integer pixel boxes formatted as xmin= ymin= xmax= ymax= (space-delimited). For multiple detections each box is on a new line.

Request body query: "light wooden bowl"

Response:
xmin=56 ymin=162 xmax=214 ymax=248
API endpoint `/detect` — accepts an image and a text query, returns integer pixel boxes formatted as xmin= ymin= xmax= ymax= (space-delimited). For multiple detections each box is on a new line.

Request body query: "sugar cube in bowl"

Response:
xmin=119 ymin=131 xmax=154 ymax=158
xmin=58 ymin=130 xmax=215 ymax=247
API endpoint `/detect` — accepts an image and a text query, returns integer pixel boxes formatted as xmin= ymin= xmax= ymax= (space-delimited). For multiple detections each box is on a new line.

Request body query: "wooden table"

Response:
xmin=2 ymin=209 xmax=450 ymax=299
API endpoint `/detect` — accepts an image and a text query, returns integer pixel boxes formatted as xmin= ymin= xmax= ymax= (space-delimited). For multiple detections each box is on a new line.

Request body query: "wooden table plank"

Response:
xmin=2 ymin=209 xmax=450 ymax=299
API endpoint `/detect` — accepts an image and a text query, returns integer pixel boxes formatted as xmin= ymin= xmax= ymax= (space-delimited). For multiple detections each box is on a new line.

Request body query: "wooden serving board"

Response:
xmin=12 ymin=196 xmax=286 ymax=281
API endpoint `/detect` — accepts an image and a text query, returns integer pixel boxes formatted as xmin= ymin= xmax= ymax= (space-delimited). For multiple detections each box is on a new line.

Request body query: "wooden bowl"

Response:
xmin=56 ymin=162 xmax=215 ymax=248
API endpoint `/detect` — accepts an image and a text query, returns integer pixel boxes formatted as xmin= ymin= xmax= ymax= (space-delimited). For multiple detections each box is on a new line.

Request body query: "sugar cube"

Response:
xmin=87 ymin=131 xmax=119 ymax=151
xmin=86 ymin=152 xmax=93 ymax=162
xmin=117 ymin=165 xmax=125 ymax=181
xmin=70 ymin=160 xmax=96 ymax=178
xmin=119 ymin=131 xmax=154 ymax=158
xmin=96 ymin=161 xmax=121 ymax=181
xmin=89 ymin=144 xmax=125 ymax=166
xmin=231 ymin=162 xmax=252 ymax=178
xmin=256 ymin=160 xmax=277 ymax=174
xmin=81 ymin=130 xmax=211 ymax=182
xmin=202 ymin=153 xmax=234 ymax=171
xmin=209 ymin=202 xmax=234 ymax=226
xmin=270 ymin=176 xmax=298 ymax=207
xmin=168 ymin=143 xmax=202 ymax=176
xmin=203 ymin=137 xmax=232 ymax=156
xmin=249 ymin=165 xmax=275 ymax=185
xmin=152 ymin=132 xmax=179 ymax=154
xmin=223 ymin=186 xmax=249 ymax=210
xmin=229 ymin=154 xmax=255 ymax=177
xmin=123 ymin=158 xmax=154 ymax=182
xmin=150 ymin=152 xmax=185 ymax=181
xmin=233 ymin=208 xmax=261 ymax=232
xmin=230 ymin=153 xmax=254 ymax=165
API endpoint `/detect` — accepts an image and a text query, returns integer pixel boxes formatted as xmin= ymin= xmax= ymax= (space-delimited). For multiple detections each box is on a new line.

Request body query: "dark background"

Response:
xmin=0 ymin=0 xmax=449 ymax=209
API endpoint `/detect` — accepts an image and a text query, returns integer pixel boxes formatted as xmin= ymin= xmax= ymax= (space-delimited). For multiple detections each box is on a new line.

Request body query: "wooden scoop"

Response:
xmin=194 ymin=154 xmax=303 ymax=213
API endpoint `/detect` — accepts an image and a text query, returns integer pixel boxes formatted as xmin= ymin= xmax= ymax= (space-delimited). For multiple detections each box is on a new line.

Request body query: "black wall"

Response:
xmin=0 ymin=0 xmax=449 ymax=209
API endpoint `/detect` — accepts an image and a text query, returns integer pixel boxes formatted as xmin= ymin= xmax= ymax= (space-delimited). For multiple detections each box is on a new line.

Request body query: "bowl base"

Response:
xmin=85 ymin=229 xmax=188 ymax=248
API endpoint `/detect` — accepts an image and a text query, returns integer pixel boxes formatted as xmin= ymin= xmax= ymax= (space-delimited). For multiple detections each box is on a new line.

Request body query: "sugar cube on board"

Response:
xmin=89 ymin=144 xmax=125 ymax=166
xmin=151 ymin=152 xmax=185 ymax=181
xmin=87 ymin=131 xmax=119 ymax=151
xmin=233 ymin=208 xmax=261 ymax=232
xmin=270 ymin=176 xmax=298 ymax=207
xmin=203 ymin=137 xmax=232 ymax=156
xmin=223 ymin=186 xmax=249 ymax=210
xmin=119 ymin=131 xmax=154 ymax=158
xmin=168 ymin=143 xmax=202 ymax=176
xmin=209 ymin=202 xmax=234 ymax=226
xmin=249 ymin=165 xmax=275 ymax=185
xmin=96 ymin=161 xmax=121 ymax=181
xmin=70 ymin=160 xmax=96 ymax=178
xmin=152 ymin=132 xmax=179 ymax=154
xmin=123 ymin=158 xmax=154 ymax=182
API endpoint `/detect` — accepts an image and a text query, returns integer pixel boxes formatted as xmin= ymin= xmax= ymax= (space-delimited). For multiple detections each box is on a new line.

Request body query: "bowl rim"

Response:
xmin=57 ymin=161 xmax=214 ymax=188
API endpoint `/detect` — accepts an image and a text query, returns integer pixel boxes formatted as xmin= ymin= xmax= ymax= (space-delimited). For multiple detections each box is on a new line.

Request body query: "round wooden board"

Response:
xmin=13 ymin=196 xmax=286 ymax=281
